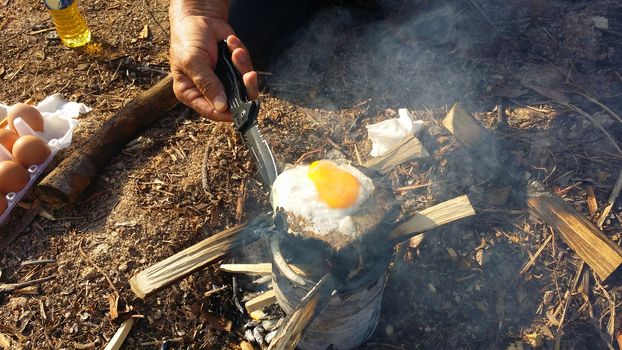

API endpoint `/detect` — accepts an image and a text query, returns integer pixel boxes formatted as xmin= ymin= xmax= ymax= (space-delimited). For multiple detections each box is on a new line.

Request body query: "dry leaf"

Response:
xmin=108 ymin=293 xmax=119 ymax=320
xmin=139 ymin=24 xmax=149 ymax=39
xmin=201 ymin=310 xmax=227 ymax=332
xmin=586 ymin=186 xmax=598 ymax=215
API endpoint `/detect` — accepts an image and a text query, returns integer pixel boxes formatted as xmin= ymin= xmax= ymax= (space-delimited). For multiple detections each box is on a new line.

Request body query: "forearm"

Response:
xmin=169 ymin=0 xmax=230 ymax=21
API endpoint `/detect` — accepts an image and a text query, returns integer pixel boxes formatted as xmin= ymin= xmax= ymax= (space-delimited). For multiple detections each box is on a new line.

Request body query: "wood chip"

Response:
xmin=586 ymin=186 xmax=598 ymax=215
xmin=103 ymin=318 xmax=135 ymax=350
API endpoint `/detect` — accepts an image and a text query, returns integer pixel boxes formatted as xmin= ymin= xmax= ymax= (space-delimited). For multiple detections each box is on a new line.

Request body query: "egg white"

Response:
xmin=270 ymin=161 xmax=374 ymax=236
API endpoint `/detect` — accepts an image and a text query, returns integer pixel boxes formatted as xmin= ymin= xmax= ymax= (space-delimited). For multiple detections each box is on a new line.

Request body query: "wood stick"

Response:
xmin=103 ymin=318 xmax=135 ymax=350
xmin=364 ymin=135 xmax=429 ymax=174
xmin=267 ymin=274 xmax=338 ymax=350
xmin=528 ymin=192 xmax=622 ymax=284
xmin=220 ymin=263 xmax=272 ymax=276
xmin=37 ymin=75 xmax=178 ymax=208
xmin=129 ymin=223 xmax=250 ymax=299
xmin=244 ymin=289 xmax=277 ymax=314
xmin=0 ymin=275 xmax=56 ymax=293
xmin=386 ymin=195 xmax=476 ymax=242
xmin=443 ymin=102 xmax=622 ymax=284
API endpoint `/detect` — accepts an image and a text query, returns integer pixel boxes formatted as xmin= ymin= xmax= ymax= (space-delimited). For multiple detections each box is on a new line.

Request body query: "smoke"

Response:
xmin=267 ymin=1 xmax=503 ymax=112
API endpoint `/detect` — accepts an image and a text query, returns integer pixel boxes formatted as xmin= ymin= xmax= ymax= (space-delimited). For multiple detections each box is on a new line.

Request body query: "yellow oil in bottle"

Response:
xmin=46 ymin=1 xmax=91 ymax=48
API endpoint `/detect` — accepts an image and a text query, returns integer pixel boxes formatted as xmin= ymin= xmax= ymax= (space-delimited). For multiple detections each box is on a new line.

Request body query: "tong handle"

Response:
xmin=214 ymin=40 xmax=257 ymax=131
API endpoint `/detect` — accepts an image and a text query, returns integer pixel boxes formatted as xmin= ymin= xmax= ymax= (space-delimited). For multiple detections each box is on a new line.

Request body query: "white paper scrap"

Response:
xmin=366 ymin=108 xmax=425 ymax=157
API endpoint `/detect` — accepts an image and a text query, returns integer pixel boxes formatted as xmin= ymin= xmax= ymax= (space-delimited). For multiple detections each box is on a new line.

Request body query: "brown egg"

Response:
xmin=0 ymin=129 xmax=19 ymax=152
xmin=0 ymin=195 xmax=6 ymax=215
xmin=0 ymin=160 xmax=30 ymax=194
xmin=7 ymin=103 xmax=44 ymax=133
xmin=12 ymin=135 xmax=51 ymax=167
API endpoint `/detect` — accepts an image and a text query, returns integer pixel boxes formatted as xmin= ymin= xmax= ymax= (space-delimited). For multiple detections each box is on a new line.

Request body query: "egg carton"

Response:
xmin=0 ymin=94 xmax=86 ymax=225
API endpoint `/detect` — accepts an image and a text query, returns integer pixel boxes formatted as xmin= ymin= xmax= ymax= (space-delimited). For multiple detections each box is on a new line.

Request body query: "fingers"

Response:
xmin=227 ymin=35 xmax=260 ymax=100
xmin=243 ymin=71 xmax=259 ymax=100
xmin=185 ymin=59 xmax=229 ymax=114
xmin=172 ymin=72 xmax=232 ymax=122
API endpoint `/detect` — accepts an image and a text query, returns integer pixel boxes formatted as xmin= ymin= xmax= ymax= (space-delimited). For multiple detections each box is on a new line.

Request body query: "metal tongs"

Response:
xmin=214 ymin=40 xmax=279 ymax=188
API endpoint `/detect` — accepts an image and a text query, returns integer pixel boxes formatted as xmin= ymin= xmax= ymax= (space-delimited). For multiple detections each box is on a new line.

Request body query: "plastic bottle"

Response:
xmin=43 ymin=0 xmax=91 ymax=48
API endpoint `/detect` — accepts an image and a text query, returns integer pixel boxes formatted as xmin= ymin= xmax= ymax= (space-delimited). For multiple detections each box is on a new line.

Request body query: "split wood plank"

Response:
xmin=37 ymin=75 xmax=178 ymax=208
xmin=220 ymin=263 xmax=272 ymax=276
xmin=386 ymin=195 xmax=475 ymax=242
xmin=129 ymin=223 xmax=250 ymax=299
xmin=245 ymin=289 xmax=277 ymax=314
xmin=443 ymin=102 xmax=622 ymax=284
xmin=529 ymin=193 xmax=622 ymax=284
xmin=267 ymin=274 xmax=338 ymax=350
xmin=103 ymin=318 xmax=135 ymax=350
xmin=364 ymin=135 xmax=429 ymax=174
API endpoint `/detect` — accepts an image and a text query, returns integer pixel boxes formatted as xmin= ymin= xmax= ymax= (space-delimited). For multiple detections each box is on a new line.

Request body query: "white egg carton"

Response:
xmin=0 ymin=94 xmax=86 ymax=225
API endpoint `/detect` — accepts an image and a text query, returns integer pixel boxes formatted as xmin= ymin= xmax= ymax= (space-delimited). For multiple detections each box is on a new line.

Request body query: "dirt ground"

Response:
xmin=1 ymin=0 xmax=622 ymax=349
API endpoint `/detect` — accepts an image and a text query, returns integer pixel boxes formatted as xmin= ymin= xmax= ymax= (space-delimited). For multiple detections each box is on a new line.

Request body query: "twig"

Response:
xmin=28 ymin=27 xmax=55 ymax=35
xmin=467 ymin=0 xmax=499 ymax=31
xmin=20 ymin=259 xmax=56 ymax=266
xmin=235 ymin=180 xmax=247 ymax=223
xmin=78 ymin=237 xmax=123 ymax=317
xmin=0 ymin=275 xmax=56 ymax=293
xmin=597 ymin=169 xmax=622 ymax=228
xmin=394 ymin=181 xmax=448 ymax=193
xmin=519 ymin=233 xmax=552 ymax=276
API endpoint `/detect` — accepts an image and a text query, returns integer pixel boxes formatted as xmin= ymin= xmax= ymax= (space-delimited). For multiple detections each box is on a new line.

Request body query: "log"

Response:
xmin=244 ymin=289 xmax=277 ymax=314
xmin=364 ymin=135 xmax=429 ymax=174
xmin=129 ymin=223 xmax=250 ymax=299
xmin=37 ymin=75 xmax=178 ymax=208
xmin=443 ymin=102 xmax=622 ymax=284
xmin=386 ymin=195 xmax=476 ymax=242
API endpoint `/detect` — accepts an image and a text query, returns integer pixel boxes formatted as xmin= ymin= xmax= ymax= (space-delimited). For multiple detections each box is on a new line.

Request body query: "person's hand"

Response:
xmin=169 ymin=2 xmax=259 ymax=121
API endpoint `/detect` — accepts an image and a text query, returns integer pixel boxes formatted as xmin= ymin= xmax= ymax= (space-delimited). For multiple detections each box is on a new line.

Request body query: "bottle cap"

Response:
xmin=43 ymin=0 xmax=73 ymax=10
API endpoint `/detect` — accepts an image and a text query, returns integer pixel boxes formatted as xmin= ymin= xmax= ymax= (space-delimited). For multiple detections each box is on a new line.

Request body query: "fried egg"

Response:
xmin=271 ymin=160 xmax=375 ymax=236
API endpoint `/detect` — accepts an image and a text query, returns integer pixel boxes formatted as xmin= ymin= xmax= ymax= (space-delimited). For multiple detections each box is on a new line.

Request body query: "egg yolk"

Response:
xmin=307 ymin=160 xmax=360 ymax=208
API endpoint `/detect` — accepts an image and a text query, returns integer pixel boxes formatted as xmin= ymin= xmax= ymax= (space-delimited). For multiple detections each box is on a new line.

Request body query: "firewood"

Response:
xmin=37 ymin=75 xmax=178 ymax=208
xmin=386 ymin=195 xmax=476 ymax=242
xmin=443 ymin=102 xmax=622 ymax=284
xmin=220 ymin=263 xmax=272 ymax=275
xmin=129 ymin=223 xmax=250 ymax=299
xmin=364 ymin=135 xmax=429 ymax=174
xmin=103 ymin=318 xmax=134 ymax=350
xmin=244 ymin=289 xmax=277 ymax=314
xmin=528 ymin=190 xmax=622 ymax=284
xmin=267 ymin=274 xmax=338 ymax=350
